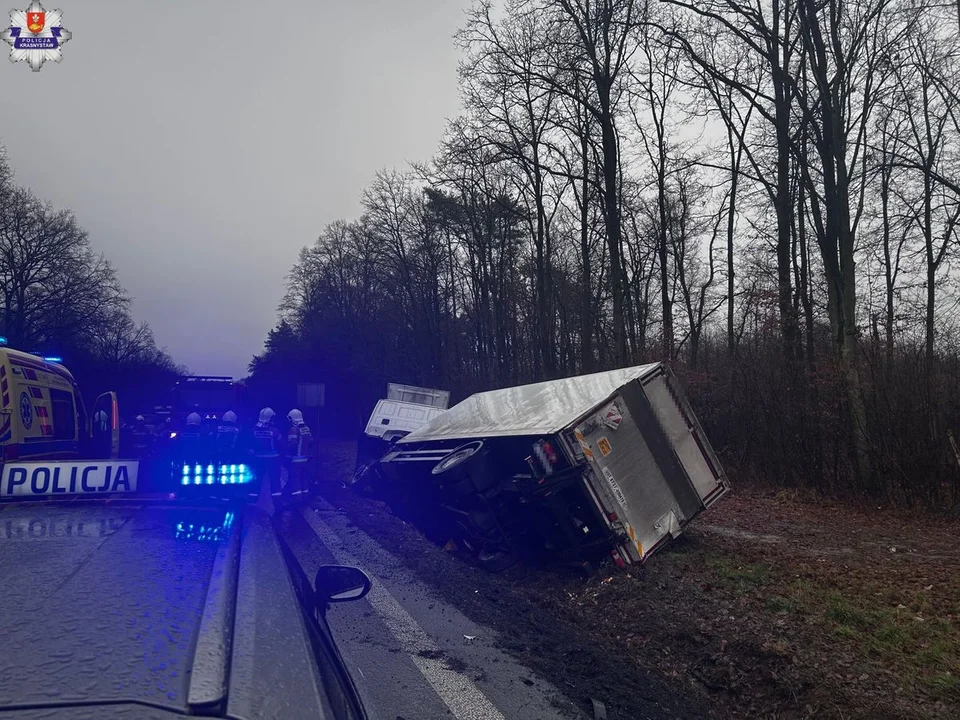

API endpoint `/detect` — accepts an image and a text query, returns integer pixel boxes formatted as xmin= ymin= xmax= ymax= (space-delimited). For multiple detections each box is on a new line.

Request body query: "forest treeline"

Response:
xmin=249 ymin=0 xmax=960 ymax=509
xmin=0 ymin=148 xmax=184 ymax=412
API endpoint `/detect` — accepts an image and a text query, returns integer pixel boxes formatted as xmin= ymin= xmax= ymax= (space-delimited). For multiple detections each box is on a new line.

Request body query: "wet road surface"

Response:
xmin=277 ymin=496 xmax=586 ymax=720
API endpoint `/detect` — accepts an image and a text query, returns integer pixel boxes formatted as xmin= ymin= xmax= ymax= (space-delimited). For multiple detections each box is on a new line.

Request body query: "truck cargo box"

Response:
xmin=370 ymin=363 xmax=729 ymax=571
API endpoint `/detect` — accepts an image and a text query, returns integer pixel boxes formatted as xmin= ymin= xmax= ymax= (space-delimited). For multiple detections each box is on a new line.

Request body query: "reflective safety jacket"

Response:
xmin=216 ymin=422 xmax=240 ymax=453
xmin=130 ymin=424 xmax=150 ymax=451
xmin=251 ymin=422 xmax=282 ymax=459
xmin=285 ymin=423 xmax=313 ymax=464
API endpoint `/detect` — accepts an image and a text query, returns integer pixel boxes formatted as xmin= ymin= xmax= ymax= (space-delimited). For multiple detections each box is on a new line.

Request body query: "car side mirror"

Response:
xmin=314 ymin=565 xmax=371 ymax=606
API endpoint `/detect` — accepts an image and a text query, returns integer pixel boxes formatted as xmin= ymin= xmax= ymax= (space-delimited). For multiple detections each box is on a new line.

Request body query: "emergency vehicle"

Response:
xmin=0 ymin=348 xmax=371 ymax=718
xmin=0 ymin=344 xmax=260 ymax=498
xmin=0 ymin=340 xmax=120 ymax=464
xmin=170 ymin=375 xmax=245 ymax=430
xmin=0 ymin=340 xmax=136 ymax=499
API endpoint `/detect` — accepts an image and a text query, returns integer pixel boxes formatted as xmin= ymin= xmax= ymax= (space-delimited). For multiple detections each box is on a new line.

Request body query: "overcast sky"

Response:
xmin=0 ymin=0 xmax=467 ymax=378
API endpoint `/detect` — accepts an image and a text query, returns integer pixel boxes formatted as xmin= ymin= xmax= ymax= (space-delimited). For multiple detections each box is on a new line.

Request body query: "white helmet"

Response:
xmin=186 ymin=412 xmax=202 ymax=426
xmin=258 ymin=407 xmax=275 ymax=423
xmin=223 ymin=410 xmax=238 ymax=424
xmin=135 ymin=415 xmax=145 ymax=422
xmin=287 ymin=408 xmax=304 ymax=425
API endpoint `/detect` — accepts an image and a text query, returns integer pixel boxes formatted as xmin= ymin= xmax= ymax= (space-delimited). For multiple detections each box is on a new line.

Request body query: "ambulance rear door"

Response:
xmin=91 ymin=392 xmax=120 ymax=459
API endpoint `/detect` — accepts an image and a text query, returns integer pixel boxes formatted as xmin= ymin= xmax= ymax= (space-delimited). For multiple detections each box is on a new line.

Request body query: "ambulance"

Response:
xmin=0 ymin=340 xmax=128 ymax=498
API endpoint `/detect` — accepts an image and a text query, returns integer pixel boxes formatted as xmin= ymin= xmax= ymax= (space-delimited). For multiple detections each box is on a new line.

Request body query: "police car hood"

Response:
xmin=0 ymin=501 xmax=229 ymax=716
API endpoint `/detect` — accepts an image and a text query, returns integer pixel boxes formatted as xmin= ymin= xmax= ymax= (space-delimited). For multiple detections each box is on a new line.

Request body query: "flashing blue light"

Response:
xmin=175 ymin=461 xmax=254 ymax=488
xmin=44 ymin=356 xmax=63 ymax=364
xmin=0 ymin=336 xmax=7 ymax=346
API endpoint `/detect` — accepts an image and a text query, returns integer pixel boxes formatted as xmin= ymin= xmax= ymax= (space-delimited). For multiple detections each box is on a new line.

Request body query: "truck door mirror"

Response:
xmin=92 ymin=392 xmax=120 ymax=459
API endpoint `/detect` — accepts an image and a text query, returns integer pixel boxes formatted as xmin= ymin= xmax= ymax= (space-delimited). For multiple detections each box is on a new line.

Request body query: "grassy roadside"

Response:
xmin=603 ymin=494 xmax=960 ymax=718
xmin=316 ymin=441 xmax=960 ymax=719
xmin=670 ymin=548 xmax=956 ymax=713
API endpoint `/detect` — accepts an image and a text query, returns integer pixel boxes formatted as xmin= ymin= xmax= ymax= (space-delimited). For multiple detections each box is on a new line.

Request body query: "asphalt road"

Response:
xmin=277 ymin=496 xmax=587 ymax=720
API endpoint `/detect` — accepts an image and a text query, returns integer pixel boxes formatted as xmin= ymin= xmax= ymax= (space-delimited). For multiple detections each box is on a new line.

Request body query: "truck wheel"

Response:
xmin=431 ymin=441 xmax=484 ymax=476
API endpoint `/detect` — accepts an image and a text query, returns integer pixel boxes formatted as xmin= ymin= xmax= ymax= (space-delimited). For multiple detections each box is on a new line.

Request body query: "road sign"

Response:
xmin=297 ymin=383 xmax=325 ymax=408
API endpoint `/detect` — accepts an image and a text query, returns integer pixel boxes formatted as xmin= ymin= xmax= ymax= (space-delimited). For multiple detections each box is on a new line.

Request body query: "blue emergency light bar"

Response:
xmin=44 ymin=356 xmax=63 ymax=364
xmin=180 ymin=462 xmax=254 ymax=486
xmin=0 ymin=336 xmax=7 ymax=346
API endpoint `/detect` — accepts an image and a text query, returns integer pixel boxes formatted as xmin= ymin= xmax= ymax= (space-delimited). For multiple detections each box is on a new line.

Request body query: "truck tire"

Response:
xmin=431 ymin=441 xmax=484 ymax=475
xmin=432 ymin=441 xmax=501 ymax=499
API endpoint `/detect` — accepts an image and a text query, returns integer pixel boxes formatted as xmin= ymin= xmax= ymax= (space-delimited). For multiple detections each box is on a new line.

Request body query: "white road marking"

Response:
xmin=302 ymin=508 xmax=507 ymax=720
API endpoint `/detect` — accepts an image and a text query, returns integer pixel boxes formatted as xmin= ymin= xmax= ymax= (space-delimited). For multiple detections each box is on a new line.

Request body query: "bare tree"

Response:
xmin=458 ymin=6 xmax=566 ymax=376
xmin=0 ymin=185 xmax=127 ymax=350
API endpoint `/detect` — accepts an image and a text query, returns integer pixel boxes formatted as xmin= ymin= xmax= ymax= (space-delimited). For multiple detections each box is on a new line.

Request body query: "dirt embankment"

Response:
xmin=314 ymin=441 xmax=960 ymax=720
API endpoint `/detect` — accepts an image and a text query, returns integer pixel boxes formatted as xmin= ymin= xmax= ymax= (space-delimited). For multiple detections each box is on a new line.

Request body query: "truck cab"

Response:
xmin=352 ymin=383 xmax=451 ymax=489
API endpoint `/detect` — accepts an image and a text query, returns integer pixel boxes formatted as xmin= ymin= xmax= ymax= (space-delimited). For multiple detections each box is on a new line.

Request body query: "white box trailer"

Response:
xmin=371 ymin=363 xmax=729 ymax=571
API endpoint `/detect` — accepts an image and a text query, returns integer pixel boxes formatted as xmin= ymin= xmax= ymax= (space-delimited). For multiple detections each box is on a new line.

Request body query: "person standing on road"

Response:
xmin=216 ymin=410 xmax=241 ymax=456
xmin=178 ymin=411 xmax=205 ymax=464
xmin=130 ymin=415 xmax=151 ymax=458
xmin=282 ymin=408 xmax=314 ymax=508
xmin=251 ymin=407 xmax=283 ymax=505
xmin=183 ymin=412 xmax=203 ymax=436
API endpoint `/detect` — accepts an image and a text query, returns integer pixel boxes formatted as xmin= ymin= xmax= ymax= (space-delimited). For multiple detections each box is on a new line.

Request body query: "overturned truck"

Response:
xmin=359 ymin=363 xmax=729 ymax=572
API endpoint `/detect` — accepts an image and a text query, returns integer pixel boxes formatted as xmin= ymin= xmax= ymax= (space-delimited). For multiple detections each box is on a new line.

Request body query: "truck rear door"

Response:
xmin=572 ymin=365 xmax=729 ymax=563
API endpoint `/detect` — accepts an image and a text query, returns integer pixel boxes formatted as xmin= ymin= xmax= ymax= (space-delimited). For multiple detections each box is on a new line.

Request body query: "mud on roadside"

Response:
xmin=313 ymin=441 xmax=960 ymax=720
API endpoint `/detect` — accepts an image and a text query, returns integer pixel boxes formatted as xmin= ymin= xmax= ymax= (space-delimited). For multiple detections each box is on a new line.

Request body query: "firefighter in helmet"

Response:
xmin=129 ymin=415 xmax=151 ymax=458
xmin=282 ymin=408 xmax=314 ymax=508
xmin=216 ymin=410 xmax=241 ymax=454
xmin=251 ymin=407 xmax=283 ymax=506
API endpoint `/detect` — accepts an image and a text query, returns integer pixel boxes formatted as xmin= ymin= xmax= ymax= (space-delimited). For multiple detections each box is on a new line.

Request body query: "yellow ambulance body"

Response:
xmin=0 ymin=347 xmax=118 ymax=463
